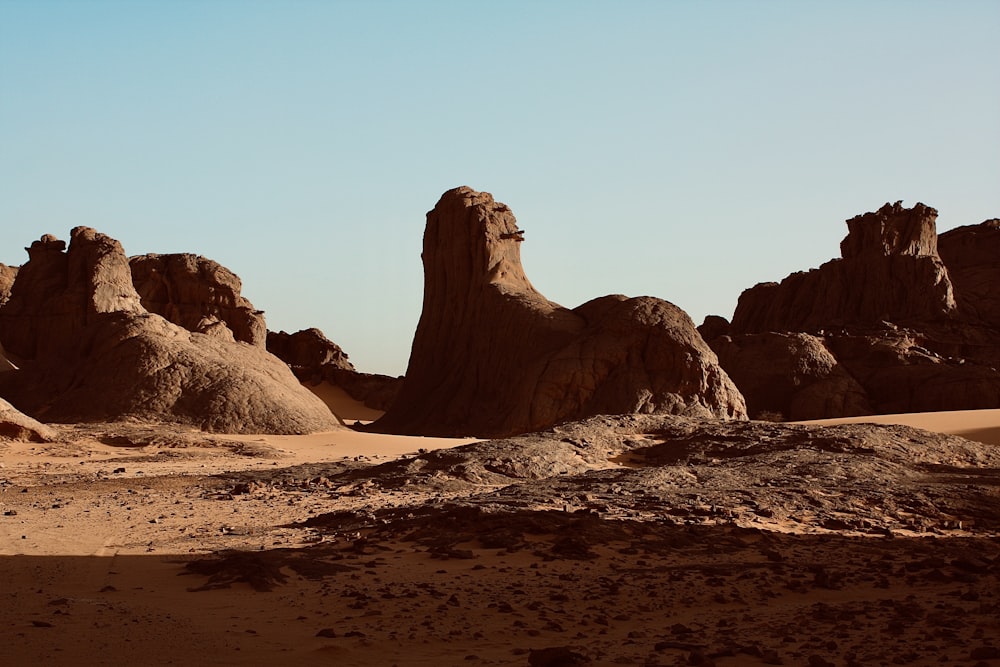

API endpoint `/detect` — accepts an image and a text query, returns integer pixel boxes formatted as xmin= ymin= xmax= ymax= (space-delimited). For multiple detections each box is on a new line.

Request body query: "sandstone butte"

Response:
xmin=0 ymin=227 xmax=340 ymax=434
xmin=370 ymin=186 xmax=747 ymax=438
xmin=701 ymin=202 xmax=1000 ymax=421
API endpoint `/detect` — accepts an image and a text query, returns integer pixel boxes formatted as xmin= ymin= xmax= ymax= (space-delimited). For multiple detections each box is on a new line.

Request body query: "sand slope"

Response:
xmin=798 ymin=408 xmax=1000 ymax=446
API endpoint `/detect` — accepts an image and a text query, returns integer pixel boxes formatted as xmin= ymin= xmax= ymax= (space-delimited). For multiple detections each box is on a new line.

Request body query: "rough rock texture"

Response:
xmin=0 ymin=263 xmax=17 ymax=307
xmin=711 ymin=332 xmax=871 ymax=421
xmin=0 ymin=396 xmax=55 ymax=442
xmin=0 ymin=228 xmax=340 ymax=434
xmin=267 ymin=328 xmax=355 ymax=373
xmin=939 ymin=219 xmax=1000 ymax=327
xmin=372 ymin=187 xmax=745 ymax=437
xmin=130 ymin=253 xmax=267 ymax=346
xmin=731 ymin=202 xmax=955 ymax=334
xmin=711 ymin=203 xmax=1000 ymax=419
xmin=267 ymin=328 xmax=402 ymax=412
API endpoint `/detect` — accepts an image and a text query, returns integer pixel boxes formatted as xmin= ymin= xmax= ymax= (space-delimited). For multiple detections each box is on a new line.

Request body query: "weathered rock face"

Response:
xmin=265 ymin=327 xmax=401 ymax=414
xmin=0 ymin=228 xmax=340 ymax=434
xmin=731 ymin=202 xmax=955 ymax=334
xmin=371 ymin=187 xmax=746 ymax=437
xmin=130 ymin=253 xmax=267 ymax=346
xmin=939 ymin=219 xmax=1000 ymax=327
xmin=267 ymin=328 xmax=355 ymax=373
xmin=711 ymin=332 xmax=871 ymax=421
xmin=710 ymin=203 xmax=1000 ymax=420
xmin=0 ymin=264 xmax=17 ymax=307
xmin=0 ymin=397 xmax=55 ymax=442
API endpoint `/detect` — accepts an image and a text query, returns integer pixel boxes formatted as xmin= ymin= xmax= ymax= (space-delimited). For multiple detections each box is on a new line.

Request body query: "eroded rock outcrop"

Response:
xmin=0 ymin=228 xmax=339 ymax=433
xmin=0 ymin=397 xmax=55 ymax=442
xmin=266 ymin=327 xmax=402 ymax=414
xmin=711 ymin=332 xmax=871 ymax=421
xmin=130 ymin=253 xmax=267 ymax=346
xmin=939 ymin=219 xmax=1000 ymax=328
xmin=731 ymin=202 xmax=955 ymax=334
xmin=267 ymin=328 xmax=354 ymax=373
xmin=0 ymin=264 xmax=17 ymax=307
xmin=709 ymin=203 xmax=1000 ymax=419
xmin=371 ymin=187 xmax=746 ymax=437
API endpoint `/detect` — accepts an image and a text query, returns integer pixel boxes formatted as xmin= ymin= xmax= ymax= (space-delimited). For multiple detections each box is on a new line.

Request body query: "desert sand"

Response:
xmin=2 ymin=410 xmax=999 ymax=666
xmin=799 ymin=409 xmax=1000 ymax=447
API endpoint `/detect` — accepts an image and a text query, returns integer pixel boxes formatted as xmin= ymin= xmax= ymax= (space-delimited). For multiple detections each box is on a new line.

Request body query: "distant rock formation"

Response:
xmin=130 ymin=253 xmax=267 ymax=346
xmin=371 ymin=187 xmax=746 ymax=437
xmin=705 ymin=203 xmax=1000 ymax=420
xmin=731 ymin=202 xmax=955 ymax=334
xmin=0 ymin=397 xmax=55 ymax=442
xmin=0 ymin=228 xmax=340 ymax=434
xmin=939 ymin=219 xmax=1000 ymax=328
xmin=266 ymin=328 xmax=402 ymax=413
xmin=267 ymin=328 xmax=355 ymax=373
xmin=0 ymin=263 xmax=17 ymax=307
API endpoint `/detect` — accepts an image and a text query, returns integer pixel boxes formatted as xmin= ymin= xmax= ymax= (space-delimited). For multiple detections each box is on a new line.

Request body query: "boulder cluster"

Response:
xmin=701 ymin=203 xmax=1000 ymax=420
xmin=0 ymin=228 xmax=339 ymax=434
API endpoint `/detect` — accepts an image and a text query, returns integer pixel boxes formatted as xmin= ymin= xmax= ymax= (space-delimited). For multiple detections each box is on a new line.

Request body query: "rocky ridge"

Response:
xmin=704 ymin=202 xmax=1000 ymax=420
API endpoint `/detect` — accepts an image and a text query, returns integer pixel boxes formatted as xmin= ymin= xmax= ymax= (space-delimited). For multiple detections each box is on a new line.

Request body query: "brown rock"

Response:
xmin=130 ymin=253 xmax=267 ymax=346
xmin=371 ymin=187 xmax=745 ymax=437
xmin=0 ymin=228 xmax=340 ymax=434
xmin=939 ymin=219 xmax=1000 ymax=327
xmin=266 ymin=328 xmax=402 ymax=412
xmin=266 ymin=328 xmax=354 ymax=373
xmin=718 ymin=202 xmax=1000 ymax=418
xmin=826 ymin=330 xmax=1000 ymax=414
xmin=731 ymin=202 xmax=955 ymax=334
xmin=0 ymin=263 xmax=17 ymax=307
xmin=711 ymin=333 xmax=871 ymax=421
xmin=0 ymin=397 xmax=55 ymax=442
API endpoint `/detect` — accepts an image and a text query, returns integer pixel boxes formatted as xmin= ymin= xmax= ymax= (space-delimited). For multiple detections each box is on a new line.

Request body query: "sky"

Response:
xmin=1 ymin=1 xmax=998 ymax=376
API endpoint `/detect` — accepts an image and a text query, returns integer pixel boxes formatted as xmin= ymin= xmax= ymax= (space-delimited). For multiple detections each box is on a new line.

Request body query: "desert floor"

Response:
xmin=1 ymin=409 xmax=999 ymax=666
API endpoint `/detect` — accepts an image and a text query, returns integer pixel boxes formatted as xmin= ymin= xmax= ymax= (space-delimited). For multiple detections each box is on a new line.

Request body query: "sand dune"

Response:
xmin=798 ymin=408 xmax=1000 ymax=446
xmin=304 ymin=381 xmax=386 ymax=423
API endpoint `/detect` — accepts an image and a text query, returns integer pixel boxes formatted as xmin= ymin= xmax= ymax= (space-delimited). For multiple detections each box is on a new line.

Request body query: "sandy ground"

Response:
xmin=798 ymin=408 xmax=1000 ymax=446
xmin=2 ymin=411 xmax=999 ymax=666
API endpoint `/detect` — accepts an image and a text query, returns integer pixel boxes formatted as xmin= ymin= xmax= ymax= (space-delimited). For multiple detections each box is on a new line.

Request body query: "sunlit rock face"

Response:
xmin=371 ymin=186 xmax=746 ymax=438
xmin=731 ymin=202 xmax=955 ymax=335
xmin=0 ymin=227 xmax=340 ymax=434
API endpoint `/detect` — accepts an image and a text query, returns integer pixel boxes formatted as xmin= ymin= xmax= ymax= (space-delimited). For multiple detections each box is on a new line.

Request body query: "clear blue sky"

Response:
xmin=2 ymin=1 xmax=998 ymax=375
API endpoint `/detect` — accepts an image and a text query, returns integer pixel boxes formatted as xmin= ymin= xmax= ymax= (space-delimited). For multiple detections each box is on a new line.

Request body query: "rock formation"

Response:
xmin=731 ymin=202 xmax=955 ymax=334
xmin=0 ymin=397 xmax=55 ymax=442
xmin=710 ymin=331 xmax=871 ymax=421
xmin=939 ymin=219 xmax=1000 ymax=327
xmin=0 ymin=263 xmax=17 ymax=307
xmin=130 ymin=253 xmax=267 ymax=346
xmin=706 ymin=203 xmax=1000 ymax=419
xmin=267 ymin=328 xmax=354 ymax=373
xmin=371 ymin=187 xmax=746 ymax=437
xmin=0 ymin=228 xmax=340 ymax=434
xmin=266 ymin=327 xmax=402 ymax=413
